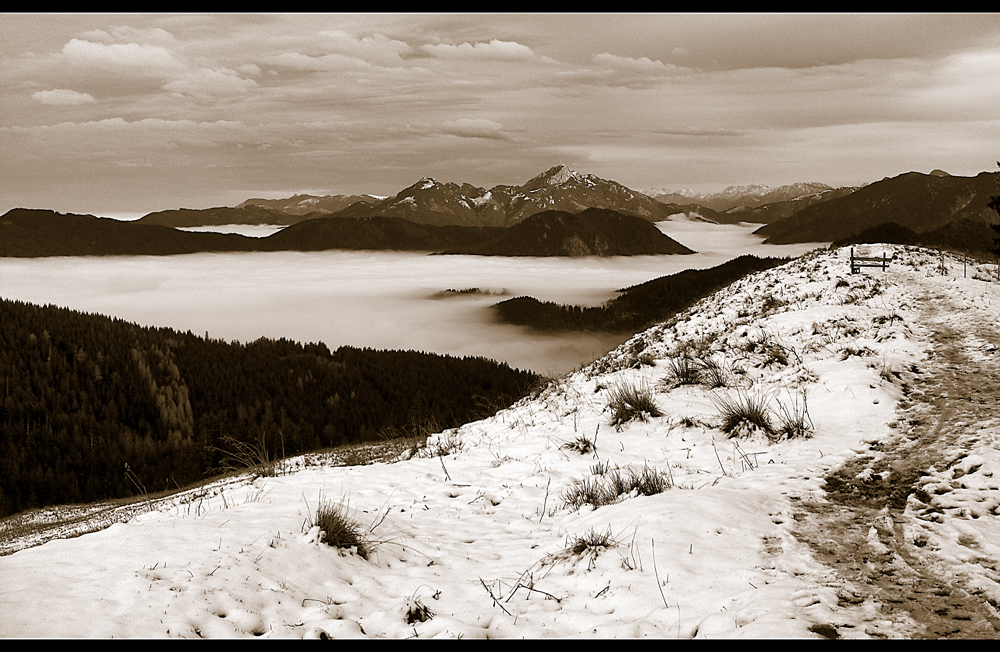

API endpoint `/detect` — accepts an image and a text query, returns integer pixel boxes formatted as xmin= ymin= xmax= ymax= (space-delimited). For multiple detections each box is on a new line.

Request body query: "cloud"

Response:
xmin=319 ymin=30 xmax=412 ymax=65
xmin=421 ymin=39 xmax=536 ymax=61
xmin=162 ymin=68 xmax=258 ymax=97
xmin=440 ymin=118 xmax=507 ymax=140
xmin=32 ymin=89 xmax=96 ymax=105
xmin=264 ymin=51 xmax=372 ymax=72
xmin=77 ymin=26 xmax=177 ymax=46
xmin=592 ymin=53 xmax=682 ymax=73
xmin=62 ymin=38 xmax=183 ymax=77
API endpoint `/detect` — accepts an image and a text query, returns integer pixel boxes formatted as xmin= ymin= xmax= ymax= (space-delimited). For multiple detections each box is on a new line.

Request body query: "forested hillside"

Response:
xmin=493 ymin=255 xmax=788 ymax=333
xmin=0 ymin=299 xmax=538 ymax=518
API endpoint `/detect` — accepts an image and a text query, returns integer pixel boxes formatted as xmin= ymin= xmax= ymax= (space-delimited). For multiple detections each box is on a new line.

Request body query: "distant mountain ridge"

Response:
xmin=130 ymin=164 xmax=700 ymax=230
xmin=754 ymin=170 xmax=1000 ymax=246
xmin=237 ymin=194 xmax=387 ymax=216
xmin=343 ymin=164 xmax=689 ymax=228
xmin=649 ymin=182 xmax=837 ymax=212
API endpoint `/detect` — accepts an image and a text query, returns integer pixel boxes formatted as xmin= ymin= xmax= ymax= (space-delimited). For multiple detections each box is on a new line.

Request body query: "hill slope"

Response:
xmin=754 ymin=171 xmax=1000 ymax=244
xmin=5 ymin=245 xmax=1000 ymax=637
xmin=443 ymin=208 xmax=694 ymax=256
xmin=0 ymin=298 xmax=538 ymax=518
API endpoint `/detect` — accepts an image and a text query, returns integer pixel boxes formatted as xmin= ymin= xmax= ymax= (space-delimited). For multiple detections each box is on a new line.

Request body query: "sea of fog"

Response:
xmin=0 ymin=218 xmax=823 ymax=375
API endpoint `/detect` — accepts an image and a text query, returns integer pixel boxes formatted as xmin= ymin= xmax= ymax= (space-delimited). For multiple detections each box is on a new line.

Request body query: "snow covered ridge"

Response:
xmin=5 ymin=244 xmax=1000 ymax=638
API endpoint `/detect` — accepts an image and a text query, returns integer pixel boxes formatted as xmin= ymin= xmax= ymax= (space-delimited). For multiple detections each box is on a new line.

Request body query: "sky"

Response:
xmin=3 ymin=12 xmax=1000 ymax=217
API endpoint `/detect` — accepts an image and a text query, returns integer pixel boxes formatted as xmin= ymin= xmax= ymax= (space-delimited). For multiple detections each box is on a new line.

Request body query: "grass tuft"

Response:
xmin=405 ymin=597 xmax=434 ymax=624
xmin=567 ymin=527 xmax=619 ymax=556
xmin=773 ymin=390 xmax=815 ymax=440
xmin=658 ymin=356 xmax=703 ymax=389
xmin=561 ymin=464 xmax=671 ymax=511
xmin=606 ymin=378 xmax=662 ymax=428
xmin=307 ymin=496 xmax=370 ymax=560
xmin=561 ymin=433 xmax=596 ymax=455
xmin=712 ymin=389 xmax=775 ymax=439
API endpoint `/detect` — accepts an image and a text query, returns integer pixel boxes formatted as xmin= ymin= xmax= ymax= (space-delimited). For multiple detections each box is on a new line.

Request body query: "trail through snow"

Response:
xmin=2 ymin=244 xmax=1000 ymax=638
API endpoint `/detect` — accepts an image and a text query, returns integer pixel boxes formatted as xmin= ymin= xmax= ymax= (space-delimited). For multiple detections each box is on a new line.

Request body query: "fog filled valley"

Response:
xmin=0 ymin=218 xmax=819 ymax=376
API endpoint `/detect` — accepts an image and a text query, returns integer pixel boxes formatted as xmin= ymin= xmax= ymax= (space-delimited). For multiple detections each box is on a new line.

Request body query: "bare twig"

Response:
xmin=651 ymin=538 xmax=669 ymax=609
xmin=479 ymin=578 xmax=512 ymax=616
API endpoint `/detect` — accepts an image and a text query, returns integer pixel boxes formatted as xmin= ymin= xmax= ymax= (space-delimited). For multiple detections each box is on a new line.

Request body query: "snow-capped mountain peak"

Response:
xmin=528 ymin=164 xmax=585 ymax=188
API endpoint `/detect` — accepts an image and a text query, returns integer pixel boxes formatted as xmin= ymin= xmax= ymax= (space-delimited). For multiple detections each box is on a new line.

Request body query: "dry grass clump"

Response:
xmin=561 ymin=432 xmax=596 ymax=455
xmin=566 ymin=527 xmax=619 ymax=556
xmin=713 ymin=389 xmax=815 ymax=441
xmin=712 ymin=389 xmax=776 ymax=439
xmin=606 ymin=378 xmax=662 ymax=428
xmin=405 ymin=597 xmax=434 ymax=624
xmin=208 ymin=433 xmax=286 ymax=479
xmin=773 ymin=390 xmax=815 ymax=440
xmin=698 ymin=355 xmax=735 ymax=389
xmin=659 ymin=356 xmax=703 ymax=389
xmin=306 ymin=497 xmax=371 ymax=559
xmin=561 ymin=464 xmax=671 ymax=511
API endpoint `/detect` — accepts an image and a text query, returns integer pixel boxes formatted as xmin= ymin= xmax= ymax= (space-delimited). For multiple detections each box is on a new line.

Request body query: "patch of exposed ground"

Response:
xmin=792 ymin=273 xmax=1000 ymax=639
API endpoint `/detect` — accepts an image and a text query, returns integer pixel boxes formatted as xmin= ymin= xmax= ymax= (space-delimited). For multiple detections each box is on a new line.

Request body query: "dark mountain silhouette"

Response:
xmin=259 ymin=216 xmax=501 ymax=252
xmin=493 ymin=255 xmax=786 ymax=333
xmin=0 ymin=209 xmax=258 ymax=257
xmin=443 ymin=208 xmax=694 ymax=257
xmin=0 ymin=207 xmax=693 ymax=258
xmin=137 ymin=205 xmax=302 ymax=227
xmin=831 ymin=219 xmax=1000 ymax=256
xmin=754 ymin=171 xmax=1000 ymax=245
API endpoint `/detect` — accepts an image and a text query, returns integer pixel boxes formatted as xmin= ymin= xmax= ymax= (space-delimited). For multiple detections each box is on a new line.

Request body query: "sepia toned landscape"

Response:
xmin=2 ymin=12 xmax=1000 ymax=639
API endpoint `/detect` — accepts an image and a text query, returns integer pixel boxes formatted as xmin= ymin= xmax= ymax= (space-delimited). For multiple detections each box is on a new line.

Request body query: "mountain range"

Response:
xmin=7 ymin=164 xmax=1000 ymax=257
xmin=138 ymin=165 xmax=703 ymax=230
xmin=649 ymin=181 xmax=841 ymax=212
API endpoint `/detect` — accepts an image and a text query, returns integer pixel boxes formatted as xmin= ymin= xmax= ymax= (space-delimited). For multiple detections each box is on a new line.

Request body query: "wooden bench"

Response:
xmin=850 ymin=247 xmax=888 ymax=274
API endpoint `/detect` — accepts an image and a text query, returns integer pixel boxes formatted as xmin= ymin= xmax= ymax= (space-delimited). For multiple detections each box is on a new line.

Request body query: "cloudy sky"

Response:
xmin=3 ymin=12 xmax=1000 ymax=217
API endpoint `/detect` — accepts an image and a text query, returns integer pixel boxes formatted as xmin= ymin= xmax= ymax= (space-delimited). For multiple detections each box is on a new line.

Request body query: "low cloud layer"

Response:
xmin=0 ymin=223 xmax=818 ymax=374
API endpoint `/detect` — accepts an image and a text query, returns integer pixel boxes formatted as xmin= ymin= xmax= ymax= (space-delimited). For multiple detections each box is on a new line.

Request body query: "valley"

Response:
xmin=0 ymin=221 xmax=820 ymax=376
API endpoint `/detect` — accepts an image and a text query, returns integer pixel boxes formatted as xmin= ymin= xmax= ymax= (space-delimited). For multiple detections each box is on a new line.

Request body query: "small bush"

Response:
xmin=630 ymin=464 xmax=671 ymax=496
xmin=712 ymin=389 xmax=775 ymax=439
xmin=606 ymin=378 xmax=662 ymax=428
xmin=839 ymin=344 xmax=875 ymax=360
xmin=209 ymin=433 xmax=285 ymax=479
xmin=309 ymin=498 xmax=370 ymax=559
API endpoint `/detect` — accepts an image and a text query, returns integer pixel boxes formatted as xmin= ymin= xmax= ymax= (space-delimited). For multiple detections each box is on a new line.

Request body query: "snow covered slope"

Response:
xmin=3 ymin=244 xmax=1000 ymax=638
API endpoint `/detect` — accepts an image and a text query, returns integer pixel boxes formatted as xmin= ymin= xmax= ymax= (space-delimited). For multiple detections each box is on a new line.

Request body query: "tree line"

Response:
xmin=0 ymin=298 xmax=539 ymax=518
xmin=492 ymin=255 xmax=789 ymax=333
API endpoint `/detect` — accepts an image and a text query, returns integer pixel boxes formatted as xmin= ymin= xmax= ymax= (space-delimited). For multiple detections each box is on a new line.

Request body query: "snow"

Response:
xmin=470 ymin=191 xmax=493 ymax=207
xmin=3 ymin=244 xmax=1000 ymax=638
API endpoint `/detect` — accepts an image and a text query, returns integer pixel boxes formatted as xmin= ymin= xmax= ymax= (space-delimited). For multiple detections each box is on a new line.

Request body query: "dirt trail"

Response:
xmin=792 ymin=274 xmax=1000 ymax=638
